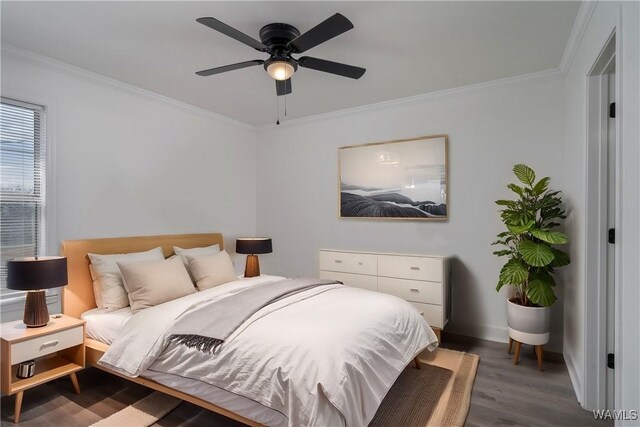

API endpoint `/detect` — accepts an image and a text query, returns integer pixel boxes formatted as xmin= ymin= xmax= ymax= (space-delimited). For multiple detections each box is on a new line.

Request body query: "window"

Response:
xmin=0 ymin=98 xmax=47 ymax=296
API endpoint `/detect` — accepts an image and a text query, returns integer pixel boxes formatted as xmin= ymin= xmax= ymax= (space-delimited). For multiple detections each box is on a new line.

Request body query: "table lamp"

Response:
xmin=7 ymin=256 xmax=68 ymax=328
xmin=236 ymin=238 xmax=272 ymax=278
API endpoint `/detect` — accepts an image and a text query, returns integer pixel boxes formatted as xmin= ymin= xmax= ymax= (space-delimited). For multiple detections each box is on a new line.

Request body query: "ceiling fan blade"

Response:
xmin=276 ymin=79 xmax=293 ymax=96
xmin=287 ymin=13 xmax=354 ymax=53
xmin=197 ymin=17 xmax=267 ymax=51
xmin=196 ymin=60 xmax=264 ymax=76
xmin=298 ymin=56 xmax=366 ymax=79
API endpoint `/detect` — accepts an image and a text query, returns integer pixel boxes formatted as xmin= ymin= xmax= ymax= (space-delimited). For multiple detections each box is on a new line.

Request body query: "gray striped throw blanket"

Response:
xmin=168 ymin=278 xmax=340 ymax=353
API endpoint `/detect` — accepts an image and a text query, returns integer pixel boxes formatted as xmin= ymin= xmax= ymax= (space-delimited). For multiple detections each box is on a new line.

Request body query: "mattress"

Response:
xmin=82 ymin=306 xmax=286 ymax=426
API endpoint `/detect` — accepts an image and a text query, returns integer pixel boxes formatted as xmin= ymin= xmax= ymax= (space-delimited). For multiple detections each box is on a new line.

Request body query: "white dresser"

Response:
xmin=319 ymin=249 xmax=450 ymax=339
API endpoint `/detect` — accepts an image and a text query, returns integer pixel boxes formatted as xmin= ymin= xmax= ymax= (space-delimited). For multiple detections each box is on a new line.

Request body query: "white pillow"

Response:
xmin=117 ymin=257 xmax=195 ymax=312
xmin=173 ymin=244 xmax=220 ymax=266
xmin=88 ymin=247 xmax=164 ymax=310
xmin=187 ymin=250 xmax=238 ymax=291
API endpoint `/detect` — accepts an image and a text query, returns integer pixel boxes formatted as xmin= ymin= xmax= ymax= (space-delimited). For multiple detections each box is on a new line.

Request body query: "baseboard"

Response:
xmin=444 ymin=321 xmax=509 ymax=344
xmin=563 ymin=349 xmax=584 ymax=406
xmin=445 ymin=321 xmax=562 ymax=352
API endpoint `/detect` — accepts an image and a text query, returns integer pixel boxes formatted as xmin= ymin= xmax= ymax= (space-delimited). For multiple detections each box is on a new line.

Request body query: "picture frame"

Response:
xmin=338 ymin=135 xmax=448 ymax=220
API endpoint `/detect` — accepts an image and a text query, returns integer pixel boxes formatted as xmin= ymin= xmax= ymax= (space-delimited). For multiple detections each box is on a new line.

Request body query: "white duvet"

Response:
xmin=100 ymin=275 xmax=438 ymax=426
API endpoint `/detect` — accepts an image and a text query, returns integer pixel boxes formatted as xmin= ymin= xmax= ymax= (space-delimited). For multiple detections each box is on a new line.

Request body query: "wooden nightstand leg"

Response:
xmin=69 ymin=372 xmax=81 ymax=394
xmin=508 ymin=337 xmax=514 ymax=354
xmin=14 ymin=391 xmax=23 ymax=423
xmin=433 ymin=328 xmax=441 ymax=342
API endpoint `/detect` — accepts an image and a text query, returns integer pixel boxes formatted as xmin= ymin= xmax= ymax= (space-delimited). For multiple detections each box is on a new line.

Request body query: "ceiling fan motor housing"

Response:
xmin=259 ymin=23 xmax=301 ymax=50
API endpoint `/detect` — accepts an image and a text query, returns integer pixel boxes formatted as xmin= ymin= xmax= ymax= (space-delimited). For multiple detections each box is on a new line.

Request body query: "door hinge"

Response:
xmin=607 ymin=353 xmax=615 ymax=369
xmin=609 ymin=102 xmax=616 ymax=118
xmin=608 ymin=228 xmax=615 ymax=244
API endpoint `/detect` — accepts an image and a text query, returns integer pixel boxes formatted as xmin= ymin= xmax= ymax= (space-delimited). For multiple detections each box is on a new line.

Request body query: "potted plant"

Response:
xmin=492 ymin=164 xmax=570 ymax=348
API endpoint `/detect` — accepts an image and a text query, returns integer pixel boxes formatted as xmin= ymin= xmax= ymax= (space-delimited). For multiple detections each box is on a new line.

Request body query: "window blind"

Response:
xmin=0 ymin=98 xmax=47 ymax=296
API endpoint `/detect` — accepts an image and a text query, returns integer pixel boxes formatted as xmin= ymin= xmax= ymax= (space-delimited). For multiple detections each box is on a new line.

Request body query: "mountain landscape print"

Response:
xmin=339 ymin=136 xmax=448 ymax=219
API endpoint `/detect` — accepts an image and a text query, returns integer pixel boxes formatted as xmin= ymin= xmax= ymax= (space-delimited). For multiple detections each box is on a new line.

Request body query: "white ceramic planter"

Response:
xmin=506 ymin=299 xmax=550 ymax=345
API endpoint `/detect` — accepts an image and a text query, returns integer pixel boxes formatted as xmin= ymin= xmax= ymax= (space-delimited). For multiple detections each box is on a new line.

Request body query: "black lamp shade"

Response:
xmin=7 ymin=256 xmax=68 ymax=291
xmin=236 ymin=238 xmax=273 ymax=255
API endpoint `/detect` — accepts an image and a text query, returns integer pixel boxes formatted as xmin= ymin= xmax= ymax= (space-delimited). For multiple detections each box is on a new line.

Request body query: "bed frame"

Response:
xmin=61 ymin=233 xmax=263 ymax=427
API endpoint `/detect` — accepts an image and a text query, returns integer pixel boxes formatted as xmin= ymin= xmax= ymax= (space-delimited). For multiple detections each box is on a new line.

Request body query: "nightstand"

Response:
xmin=1 ymin=315 xmax=85 ymax=423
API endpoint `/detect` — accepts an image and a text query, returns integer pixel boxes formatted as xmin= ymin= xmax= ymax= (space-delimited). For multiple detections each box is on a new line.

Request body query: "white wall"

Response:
xmin=563 ymin=1 xmax=639 ymax=417
xmin=1 ymin=50 xmax=258 ymax=318
xmin=256 ymin=74 xmax=567 ymax=351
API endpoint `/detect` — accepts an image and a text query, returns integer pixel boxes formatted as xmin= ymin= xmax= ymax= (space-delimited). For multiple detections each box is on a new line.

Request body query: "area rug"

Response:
xmin=370 ymin=347 xmax=480 ymax=427
xmin=92 ymin=348 xmax=478 ymax=427
xmin=89 ymin=391 xmax=181 ymax=427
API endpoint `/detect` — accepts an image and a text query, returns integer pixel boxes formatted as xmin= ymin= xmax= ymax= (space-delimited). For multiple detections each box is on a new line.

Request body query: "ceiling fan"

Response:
xmin=195 ymin=13 xmax=366 ymax=97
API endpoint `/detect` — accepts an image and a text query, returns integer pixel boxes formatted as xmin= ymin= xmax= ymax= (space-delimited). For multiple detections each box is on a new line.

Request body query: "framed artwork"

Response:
xmin=339 ymin=135 xmax=448 ymax=220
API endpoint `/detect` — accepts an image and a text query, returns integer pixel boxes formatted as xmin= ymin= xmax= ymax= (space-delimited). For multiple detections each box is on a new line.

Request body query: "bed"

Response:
xmin=62 ymin=233 xmax=438 ymax=426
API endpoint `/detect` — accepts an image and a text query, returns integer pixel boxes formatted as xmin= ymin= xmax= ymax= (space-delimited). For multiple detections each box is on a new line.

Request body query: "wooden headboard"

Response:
xmin=60 ymin=233 xmax=224 ymax=319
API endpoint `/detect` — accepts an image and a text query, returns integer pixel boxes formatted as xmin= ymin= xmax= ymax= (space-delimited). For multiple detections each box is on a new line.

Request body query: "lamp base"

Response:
xmin=244 ymin=255 xmax=260 ymax=278
xmin=24 ymin=290 xmax=49 ymax=328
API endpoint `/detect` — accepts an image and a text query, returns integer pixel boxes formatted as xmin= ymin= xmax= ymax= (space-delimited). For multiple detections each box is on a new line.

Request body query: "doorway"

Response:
xmin=584 ymin=31 xmax=617 ymax=411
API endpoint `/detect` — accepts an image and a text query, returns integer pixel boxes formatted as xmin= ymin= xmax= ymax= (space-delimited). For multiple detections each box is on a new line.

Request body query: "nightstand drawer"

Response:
xmin=378 ymin=255 xmax=443 ymax=282
xmin=378 ymin=277 xmax=442 ymax=304
xmin=319 ymin=251 xmax=377 ymax=276
xmin=11 ymin=326 xmax=83 ymax=364
xmin=410 ymin=302 xmax=444 ymax=329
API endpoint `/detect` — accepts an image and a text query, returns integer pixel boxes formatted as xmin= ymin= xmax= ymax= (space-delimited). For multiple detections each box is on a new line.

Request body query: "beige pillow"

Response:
xmin=88 ymin=247 xmax=164 ymax=310
xmin=117 ymin=257 xmax=195 ymax=312
xmin=187 ymin=250 xmax=238 ymax=291
xmin=173 ymin=244 xmax=220 ymax=266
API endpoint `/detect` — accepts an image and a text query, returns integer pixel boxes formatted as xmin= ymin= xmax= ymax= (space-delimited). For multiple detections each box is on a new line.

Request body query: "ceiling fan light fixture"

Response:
xmin=266 ymin=60 xmax=296 ymax=81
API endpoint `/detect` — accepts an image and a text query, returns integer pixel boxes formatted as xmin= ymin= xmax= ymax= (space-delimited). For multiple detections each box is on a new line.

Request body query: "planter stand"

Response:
xmin=508 ymin=338 xmax=544 ymax=370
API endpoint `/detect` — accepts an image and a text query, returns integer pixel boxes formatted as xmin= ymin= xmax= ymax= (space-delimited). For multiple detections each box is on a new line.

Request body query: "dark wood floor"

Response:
xmin=1 ymin=334 xmax=610 ymax=427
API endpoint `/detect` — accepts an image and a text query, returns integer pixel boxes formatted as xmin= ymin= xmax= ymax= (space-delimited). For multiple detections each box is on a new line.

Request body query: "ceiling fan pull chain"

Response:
xmin=276 ymin=94 xmax=280 ymax=125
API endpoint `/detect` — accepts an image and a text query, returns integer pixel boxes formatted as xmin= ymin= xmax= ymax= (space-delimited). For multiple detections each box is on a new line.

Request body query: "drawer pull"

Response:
xmin=40 ymin=340 xmax=59 ymax=349
xmin=410 ymin=266 xmax=420 ymax=271
xmin=334 ymin=260 xmax=343 ymax=264
xmin=410 ymin=288 xmax=420 ymax=292
xmin=420 ymin=312 xmax=425 ymax=316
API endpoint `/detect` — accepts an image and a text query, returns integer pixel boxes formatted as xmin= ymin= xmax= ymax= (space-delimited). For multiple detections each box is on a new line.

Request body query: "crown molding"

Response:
xmin=256 ymin=67 xmax=563 ymax=131
xmin=559 ymin=1 xmax=598 ymax=75
xmin=1 ymin=44 xmax=255 ymax=132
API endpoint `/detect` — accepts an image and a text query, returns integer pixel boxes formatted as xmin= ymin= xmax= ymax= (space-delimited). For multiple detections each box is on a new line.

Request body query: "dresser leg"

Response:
xmin=14 ymin=391 xmax=23 ymax=423
xmin=513 ymin=341 xmax=522 ymax=365
xmin=433 ymin=328 xmax=442 ymax=342
xmin=413 ymin=357 xmax=421 ymax=370
xmin=70 ymin=372 xmax=81 ymax=394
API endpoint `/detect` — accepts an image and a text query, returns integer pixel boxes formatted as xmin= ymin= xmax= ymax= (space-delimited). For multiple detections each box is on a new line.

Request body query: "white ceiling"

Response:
xmin=1 ymin=1 xmax=580 ymax=126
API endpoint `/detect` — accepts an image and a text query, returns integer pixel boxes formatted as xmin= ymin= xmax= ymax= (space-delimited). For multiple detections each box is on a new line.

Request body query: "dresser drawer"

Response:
xmin=410 ymin=302 xmax=444 ymax=329
xmin=319 ymin=251 xmax=377 ymax=276
xmin=378 ymin=277 xmax=442 ymax=305
xmin=319 ymin=270 xmax=377 ymax=292
xmin=11 ymin=326 xmax=84 ymax=364
xmin=378 ymin=255 xmax=442 ymax=282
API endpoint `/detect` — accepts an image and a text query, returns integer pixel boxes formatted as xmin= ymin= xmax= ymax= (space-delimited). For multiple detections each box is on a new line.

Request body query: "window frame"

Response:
xmin=0 ymin=92 xmax=58 ymax=310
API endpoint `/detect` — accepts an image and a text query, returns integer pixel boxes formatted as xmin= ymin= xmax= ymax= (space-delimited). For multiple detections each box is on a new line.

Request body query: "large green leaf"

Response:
xmin=513 ymin=164 xmax=536 ymax=186
xmin=495 ymin=199 xmax=515 ymax=207
xmin=550 ymin=248 xmax=571 ymax=267
xmin=533 ymin=177 xmax=550 ymax=195
xmin=518 ymin=239 xmax=555 ymax=267
xmin=526 ymin=279 xmax=557 ymax=306
xmin=507 ymin=220 xmax=535 ymax=235
xmin=531 ymin=270 xmax=556 ymax=287
xmin=507 ymin=183 xmax=524 ymax=197
xmin=530 ymin=229 xmax=569 ymax=244
xmin=499 ymin=259 xmax=529 ymax=287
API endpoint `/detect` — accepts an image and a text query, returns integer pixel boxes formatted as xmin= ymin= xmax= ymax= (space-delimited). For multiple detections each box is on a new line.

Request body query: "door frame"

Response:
xmin=583 ymin=30 xmax=619 ymax=411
